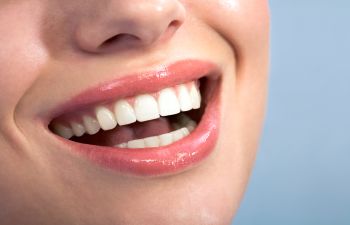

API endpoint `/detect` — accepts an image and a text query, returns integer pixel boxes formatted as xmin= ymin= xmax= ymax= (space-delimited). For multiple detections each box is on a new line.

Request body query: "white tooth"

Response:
xmin=159 ymin=133 xmax=174 ymax=146
xmin=158 ymin=88 xmax=181 ymax=116
xmin=70 ymin=122 xmax=85 ymax=137
xmin=114 ymin=100 xmax=137 ymax=126
xmin=52 ymin=124 xmax=73 ymax=139
xmin=116 ymin=143 xmax=127 ymax=148
xmin=96 ymin=107 xmax=117 ymax=130
xmin=181 ymin=115 xmax=197 ymax=132
xmin=82 ymin=115 xmax=100 ymax=135
xmin=172 ymin=128 xmax=184 ymax=142
xmin=144 ymin=136 xmax=160 ymax=148
xmin=190 ymin=83 xmax=201 ymax=109
xmin=181 ymin=127 xmax=190 ymax=137
xmin=134 ymin=95 xmax=160 ymax=122
xmin=187 ymin=122 xmax=196 ymax=132
xmin=177 ymin=114 xmax=197 ymax=132
xmin=177 ymin=85 xmax=193 ymax=111
xmin=127 ymin=139 xmax=145 ymax=149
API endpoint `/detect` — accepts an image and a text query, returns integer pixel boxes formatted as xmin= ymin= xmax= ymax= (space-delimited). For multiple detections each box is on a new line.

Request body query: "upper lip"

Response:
xmin=47 ymin=59 xmax=220 ymax=123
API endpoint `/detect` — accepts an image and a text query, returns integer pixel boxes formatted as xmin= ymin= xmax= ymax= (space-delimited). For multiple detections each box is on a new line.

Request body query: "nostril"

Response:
xmin=157 ymin=20 xmax=182 ymax=42
xmin=99 ymin=33 xmax=140 ymax=49
xmin=100 ymin=20 xmax=182 ymax=50
xmin=169 ymin=20 xmax=181 ymax=29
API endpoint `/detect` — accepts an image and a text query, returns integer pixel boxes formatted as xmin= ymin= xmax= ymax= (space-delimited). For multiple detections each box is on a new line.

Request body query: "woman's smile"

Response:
xmin=47 ymin=60 xmax=221 ymax=176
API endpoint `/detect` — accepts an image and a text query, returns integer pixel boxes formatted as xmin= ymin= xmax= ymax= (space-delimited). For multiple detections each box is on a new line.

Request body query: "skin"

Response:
xmin=0 ymin=0 xmax=269 ymax=224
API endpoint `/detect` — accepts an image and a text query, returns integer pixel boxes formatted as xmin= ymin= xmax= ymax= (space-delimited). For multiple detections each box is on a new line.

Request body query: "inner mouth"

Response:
xmin=49 ymin=77 xmax=214 ymax=149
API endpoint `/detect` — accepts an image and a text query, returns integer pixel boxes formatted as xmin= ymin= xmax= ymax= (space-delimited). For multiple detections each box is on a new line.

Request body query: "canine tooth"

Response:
xmin=52 ymin=124 xmax=73 ymax=139
xmin=159 ymin=133 xmax=173 ymax=146
xmin=181 ymin=127 xmax=190 ymax=136
xmin=177 ymin=85 xmax=193 ymax=111
xmin=96 ymin=107 xmax=117 ymax=130
xmin=184 ymin=129 xmax=190 ymax=136
xmin=114 ymin=100 xmax=137 ymax=126
xmin=134 ymin=95 xmax=160 ymax=122
xmin=82 ymin=115 xmax=100 ymax=135
xmin=190 ymin=83 xmax=201 ymax=109
xmin=181 ymin=114 xmax=197 ymax=132
xmin=70 ymin=122 xmax=85 ymax=137
xmin=181 ymin=127 xmax=190 ymax=137
xmin=158 ymin=88 xmax=181 ymax=116
xmin=172 ymin=128 xmax=184 ymax=142
xmin=127 ymin=139 xmax=145 ymax=149
xmin=144 ymin=136 xmax=160 ymax=148
xmin=187 ymin=122 xmax=196 ymax=132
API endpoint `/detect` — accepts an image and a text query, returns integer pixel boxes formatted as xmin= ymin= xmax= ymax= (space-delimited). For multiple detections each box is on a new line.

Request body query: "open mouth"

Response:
xmin=51 ymin=80 xmax=204 ymax=148
xmin=47 ymin=60 xmax=221 ymax=176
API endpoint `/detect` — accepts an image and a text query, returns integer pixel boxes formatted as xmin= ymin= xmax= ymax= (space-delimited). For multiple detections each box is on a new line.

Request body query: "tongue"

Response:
xmin=71 ymin=118 xmax=173 ymax=147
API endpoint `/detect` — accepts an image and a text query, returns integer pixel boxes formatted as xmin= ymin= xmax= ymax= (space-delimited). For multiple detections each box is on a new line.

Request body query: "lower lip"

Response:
xmin=52 ymin=61 xmax=221 ymax=177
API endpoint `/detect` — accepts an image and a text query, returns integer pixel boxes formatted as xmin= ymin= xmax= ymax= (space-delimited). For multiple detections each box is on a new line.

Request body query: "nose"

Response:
xmin=74 ymin=0 xmax=186 ymax=53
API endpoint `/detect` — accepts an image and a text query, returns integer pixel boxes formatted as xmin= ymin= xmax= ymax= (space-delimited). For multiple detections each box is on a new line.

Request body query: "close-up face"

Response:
xmin=0 ymin=0 xmax=269 ymax=224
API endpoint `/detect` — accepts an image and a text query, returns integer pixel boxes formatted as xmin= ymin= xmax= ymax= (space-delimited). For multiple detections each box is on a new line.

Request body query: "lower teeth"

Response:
xmin=116 ymin=116 xmax=197 ymax=149
xmin=116 ymin=127 xmax=190 ymax=149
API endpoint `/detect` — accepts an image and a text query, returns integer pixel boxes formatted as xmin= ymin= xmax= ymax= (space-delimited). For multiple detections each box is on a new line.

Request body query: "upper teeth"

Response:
xmin=52 ymin=81 xmax=201 ymax=141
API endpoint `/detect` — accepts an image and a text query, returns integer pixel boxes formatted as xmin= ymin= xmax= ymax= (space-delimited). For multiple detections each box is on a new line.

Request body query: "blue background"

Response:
xmin=233 ymin=1 xmax=350 ymax=224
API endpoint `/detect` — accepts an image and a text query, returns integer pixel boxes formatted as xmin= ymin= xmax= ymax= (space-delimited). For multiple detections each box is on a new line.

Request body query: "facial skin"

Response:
xmin=0 ymin=0 xmax=269 ymax=224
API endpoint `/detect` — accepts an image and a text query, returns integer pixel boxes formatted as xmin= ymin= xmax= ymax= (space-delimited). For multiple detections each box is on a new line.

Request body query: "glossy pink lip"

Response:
xmin=50 ymin=60 xmax=221 ymax=176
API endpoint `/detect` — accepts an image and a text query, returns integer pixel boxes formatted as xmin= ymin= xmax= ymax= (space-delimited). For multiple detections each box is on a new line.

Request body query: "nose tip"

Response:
xmin=75 ymin=0 xmax=186 ymax=54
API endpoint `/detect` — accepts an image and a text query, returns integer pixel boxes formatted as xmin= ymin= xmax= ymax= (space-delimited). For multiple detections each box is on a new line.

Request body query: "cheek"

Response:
xmin=0 ymin=2 xmax=48 ymax=118
xmin=186 ymin=0 xmax=269 ymax=58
